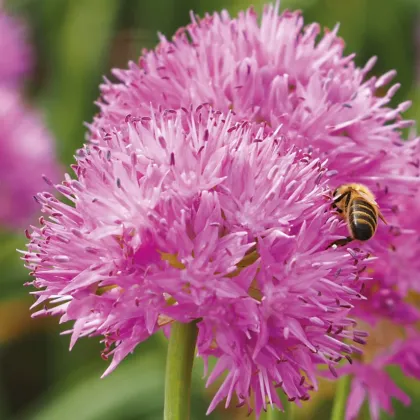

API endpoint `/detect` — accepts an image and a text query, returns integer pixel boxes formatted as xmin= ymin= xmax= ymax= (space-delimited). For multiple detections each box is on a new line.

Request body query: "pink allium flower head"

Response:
xmin=25 ymin=108 xmax=372 ymax=416
xmin=90 ymin=6 xmax=420 ymax=411
xmin=0 ymin=87 xmax=58 ymax=227
xmin=0 ymin=6 xmax=32 ymax=85
xmin=90 ymin=1 xmax=420 ymax=312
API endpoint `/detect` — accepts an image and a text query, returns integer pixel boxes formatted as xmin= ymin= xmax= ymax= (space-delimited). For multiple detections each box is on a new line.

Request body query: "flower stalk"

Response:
xmin=330 ymin=375 xmax=351 ymax=420
xmin=260 ymin=405 xmax=285 ymax=420
xmin=287 ymin=403 xmax=295 ymax=420
xmin=164 ymin=321 xmax=199 ymax=420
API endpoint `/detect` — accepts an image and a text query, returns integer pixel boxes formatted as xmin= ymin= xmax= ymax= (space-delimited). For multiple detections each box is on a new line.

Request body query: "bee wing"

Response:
xmin=358 ymin=189 xmax=383 ymax=205
xmin=358 ymin=190 xmax=375 ymax=202
xmin=357 ymin=189 xmax=388 ymax=224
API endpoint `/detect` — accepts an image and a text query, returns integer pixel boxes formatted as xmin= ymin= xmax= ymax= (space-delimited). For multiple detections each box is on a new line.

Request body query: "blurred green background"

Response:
xmin=1 ymin=0 xmax=420 ymax=419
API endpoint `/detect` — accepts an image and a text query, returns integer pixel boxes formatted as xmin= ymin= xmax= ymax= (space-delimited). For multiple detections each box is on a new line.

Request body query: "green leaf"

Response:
xmin=21 ymin=352 xmax=165 ymax=420
xmin=0 ymin=231 xmax=29 ymax=300
xmin=39 ymin=0 xmax=121 ymax=165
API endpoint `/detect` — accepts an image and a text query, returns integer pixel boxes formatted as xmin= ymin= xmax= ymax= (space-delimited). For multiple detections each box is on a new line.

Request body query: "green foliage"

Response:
xmin=0 ymin=230 xmax=28 ymax=299
xmin=1 ymin=0 xmax=420 ymax=419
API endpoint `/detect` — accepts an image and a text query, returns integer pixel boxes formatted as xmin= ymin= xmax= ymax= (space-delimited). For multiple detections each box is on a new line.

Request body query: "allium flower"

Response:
xmin=0 ymin=5 xmax=32 ymax=85
xmin=0 ymin=87 xmax=57 ymax=227
xmin=25 ymin=108 xmax=372 ymax=415
xmin=88 ymin=3 xmax=420 ymax=415
xmin=91 ymin=0 xmax=420 ymax=312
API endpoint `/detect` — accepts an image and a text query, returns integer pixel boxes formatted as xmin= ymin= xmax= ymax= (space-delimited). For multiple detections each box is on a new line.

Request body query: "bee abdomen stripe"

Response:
xmin=350 ymin=221 xmax=374 ymax=241
xmin=349 ymin=202 xmax=376 ymax=220
xmin=352 ymin=199 xmax=376 ymax=216
xmin=351 ymin=210 xmax=377 ymax=226
xmin=354 ymin=206 xmax=377 ymax=221
xmin=350 ymin=214 xmax=376 ymax=233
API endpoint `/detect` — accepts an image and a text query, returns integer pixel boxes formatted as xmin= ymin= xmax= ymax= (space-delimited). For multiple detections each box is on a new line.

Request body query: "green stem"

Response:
xmin=331 ymin=375 xmax=351 ymax=420
xmin=164 ymin=321 xmax=198 ymax=420
xmin=260 ymin=405 xmax=284 ymax=420
xmin=287 ymin=403 xmax=295 ymax=420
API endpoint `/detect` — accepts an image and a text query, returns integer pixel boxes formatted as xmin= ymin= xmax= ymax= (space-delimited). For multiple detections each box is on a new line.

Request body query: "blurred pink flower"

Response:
xmin=338 ymin=330 xmax=420 ymax=420
xmin=25 ymin=109 xmax=372 ymax=416
xmin=354 ymin=283 xmax=420 ymax=326
xmin=0 ymin=6 xmax=32 ymax=86
xmin=0 ymin=87 xmax=58 ymax=227
xmin=340 ymin=361 xmax=410 ymax=420
xmin=387 ymin=332 xmax=420 ymax=381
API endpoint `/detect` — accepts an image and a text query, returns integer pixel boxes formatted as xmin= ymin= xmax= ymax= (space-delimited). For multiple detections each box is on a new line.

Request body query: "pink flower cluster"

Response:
xmin=25 ymin=2 xmax=420 ymax=419
xmin=27 ymin=109 xmax=372 ymax=416
xmin=0 ymin=5 xmax=31 ymax=86
xmin=0 ymin=5 xmax=58 ymax=228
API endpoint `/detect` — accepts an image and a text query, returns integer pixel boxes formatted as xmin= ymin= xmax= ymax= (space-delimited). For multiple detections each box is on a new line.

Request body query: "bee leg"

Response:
xmin=327 ymin=236 xmax=353 ymax=249
xmin=332 ymin=191 xmax=351 ymax=210
xmin=333 ymin=191 xmax=350 ymax=205
xmin=378 ymin=210 xmax=388 ymax=225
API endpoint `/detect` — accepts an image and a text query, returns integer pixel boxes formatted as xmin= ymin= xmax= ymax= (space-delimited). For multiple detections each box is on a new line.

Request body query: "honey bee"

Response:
xmin=329 ymin=183 xmax=387 ymax=247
